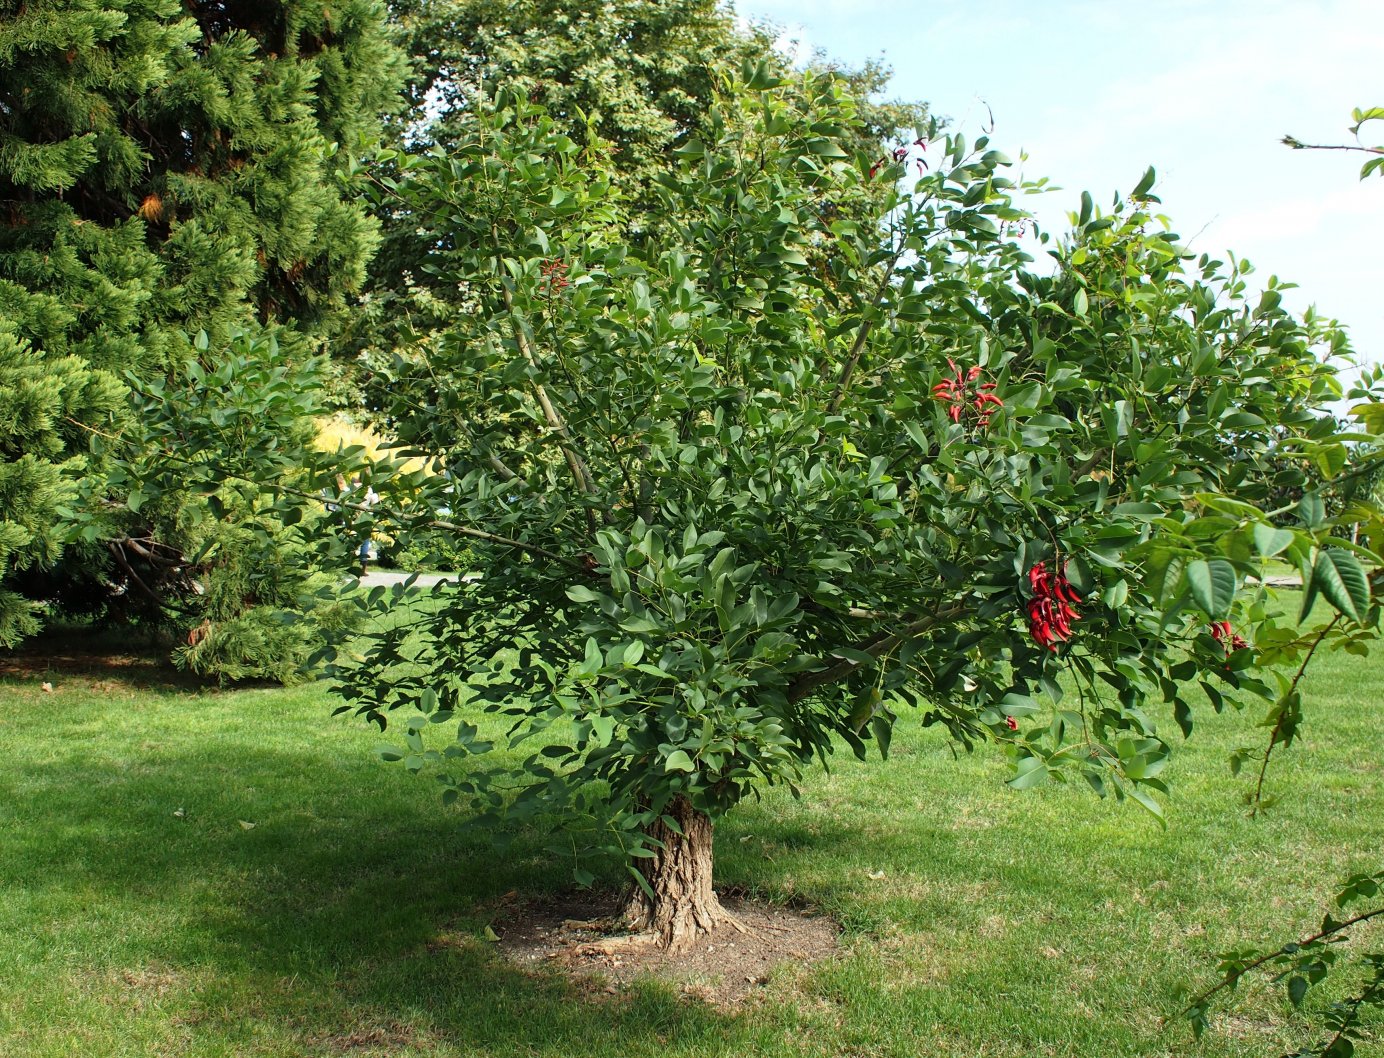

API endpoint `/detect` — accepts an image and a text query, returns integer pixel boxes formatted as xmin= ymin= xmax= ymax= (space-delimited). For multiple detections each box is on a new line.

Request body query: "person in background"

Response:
xmin=352 ymin=476 xmax=379 ymax=576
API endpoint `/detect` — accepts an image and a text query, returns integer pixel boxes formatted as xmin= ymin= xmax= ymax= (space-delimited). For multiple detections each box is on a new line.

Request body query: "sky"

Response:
xmin=736 ymin=0 xmax=1384 ymax=384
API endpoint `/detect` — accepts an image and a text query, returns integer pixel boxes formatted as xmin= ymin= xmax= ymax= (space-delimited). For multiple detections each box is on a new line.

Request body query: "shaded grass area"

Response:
xmin=1 ymin=606 xmax=1381 ymax=1057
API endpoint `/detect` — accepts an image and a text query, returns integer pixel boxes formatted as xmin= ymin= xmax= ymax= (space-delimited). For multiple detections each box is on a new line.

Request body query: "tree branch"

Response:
xmin=826 ymin=242 xmax=907 ymax=415
xmin=1252 ymin=614 xmax=1341 ymax=816
xmin=787 ymin=604 xmax=965 ymax=702
xmin=65 ymin=418 xmax=586 ymax=572
xmin=1177 ymin=902 xmax=1384 ymax=1023
xmin=1282 ymin=136 xmax=1384 ymax=155
xmin=281 ymin=479 xmax=588 ymax=571
xmin=496 ymin=261 xmax=598 ymax=525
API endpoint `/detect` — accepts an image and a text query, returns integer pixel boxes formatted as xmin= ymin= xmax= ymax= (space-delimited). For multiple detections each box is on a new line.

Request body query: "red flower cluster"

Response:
xmin=868 ymin=138 xmax=929 ymax=179
xmin=1209 ymin=620 xmax=1247 ymax=654
xmin=1005 ymin=715 xmax=1019 ymax=731
xmin=933 ymin=359 xmax=1003 ymax=426
xmin=1027 ymin=560 xmax=1081 ymax=651
xmin=540 ymin=257 xmax=569 ymax=293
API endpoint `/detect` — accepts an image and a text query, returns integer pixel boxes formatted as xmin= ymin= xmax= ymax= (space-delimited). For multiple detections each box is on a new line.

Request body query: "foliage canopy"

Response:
xmin=329 ymin=67 xmax=1372 ymax=949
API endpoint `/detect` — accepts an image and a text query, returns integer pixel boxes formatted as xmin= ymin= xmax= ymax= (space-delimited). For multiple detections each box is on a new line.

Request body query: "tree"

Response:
xmin=0 ymin=0 xmax=403 ymax=665
xmin=326 ymin=69 xmax=1366 ymax=952
xmin=349 ymin=0 xmax=927 ymax=399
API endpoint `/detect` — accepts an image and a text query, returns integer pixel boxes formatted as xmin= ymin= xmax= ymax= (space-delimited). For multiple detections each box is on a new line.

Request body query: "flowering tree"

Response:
xmin=328 ymin=67 xmax=1371 ymax=951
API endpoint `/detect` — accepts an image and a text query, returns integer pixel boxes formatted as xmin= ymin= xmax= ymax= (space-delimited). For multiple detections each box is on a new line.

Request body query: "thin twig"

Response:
xmin=826 ymin=241 xmax=908 ymax=415
xmin=1317 ymin=974 xmax=1382 ymax=1056
xmin=495 ymin=248 xmax=598 ymax=526
xmin=1283 ymin=138 xmax=1384 ymax=155
xmin=67 ymin=418 xmax=586 ymax=572
xmin=1176 ymin=903 xmax=1384 ymax=1022
xmin=1252 ymin=614 xmax=1341 ymax=815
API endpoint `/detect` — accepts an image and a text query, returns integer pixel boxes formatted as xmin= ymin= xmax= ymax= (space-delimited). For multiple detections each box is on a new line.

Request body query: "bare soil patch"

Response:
xmin=489 ymin=889 xmax=839 ymax=1006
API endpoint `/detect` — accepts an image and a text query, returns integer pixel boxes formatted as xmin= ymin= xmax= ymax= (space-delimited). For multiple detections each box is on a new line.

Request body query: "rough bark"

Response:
xmin=620 ymin=795 xmax=732 ymax=951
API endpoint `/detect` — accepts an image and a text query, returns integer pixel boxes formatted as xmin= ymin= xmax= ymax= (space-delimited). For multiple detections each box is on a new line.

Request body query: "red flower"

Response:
xmin=1005 ymin=715 xmax=1019 ymax=731
xmin=933 ymin=362 xmax=1003 ymax=430
xmin=540 ymin=257 xmax=570 ymax=293
xmin=1026 ymin=559 xmax=1081 ymax=651
xmin=1209 ymin=620 xmax=1247 ymax=656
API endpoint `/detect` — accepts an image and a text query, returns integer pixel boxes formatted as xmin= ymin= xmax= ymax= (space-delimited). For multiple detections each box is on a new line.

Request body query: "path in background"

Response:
xmin=357 ymin=570 xmax=475 ymax=589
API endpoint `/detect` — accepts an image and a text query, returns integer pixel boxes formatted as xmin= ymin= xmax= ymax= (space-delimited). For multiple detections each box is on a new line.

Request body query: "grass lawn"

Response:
xmin=1 ymin=604 xmax=1380 ymax=1058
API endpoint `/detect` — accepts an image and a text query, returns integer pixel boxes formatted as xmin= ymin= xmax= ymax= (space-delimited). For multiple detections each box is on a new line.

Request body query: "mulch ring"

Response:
xmin=486 ymin=888 xmax=839 ymax=1006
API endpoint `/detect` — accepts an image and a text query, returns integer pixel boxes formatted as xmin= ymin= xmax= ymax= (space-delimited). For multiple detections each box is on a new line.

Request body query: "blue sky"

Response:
xmin=736 ymin=0 xmax=1384 ymax=380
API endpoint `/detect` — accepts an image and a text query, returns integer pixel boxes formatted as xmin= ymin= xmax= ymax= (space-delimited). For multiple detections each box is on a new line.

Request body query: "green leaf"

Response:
xmin=1008 ymin=756 xmax=1049 ymax=790
xmin=627 ymin=863 xmax=655 ymax=900
xmin=1126 ymin=785 xmax=1166 ymax=826
xmin=1286 ymin=974 xmax=1308 ymax=1007
xmin=589 ymin=714 xmax=616 ymax=748
xmin=1186 ymin=559 xmax=1236 ymax=619
xmin=1313 ymin=548 xmax=1370 ymax=621
xmin=663 ymin=749 xmax=695 ymax=773
xmin=1298 ymin=491 xmax=1326 ymax=528
xmin=1073 ymin=287 xmax=1089 ymax=318
xmin=1252 ymin=522 xmax=1294 ymax=558
xmin=870 ymin=715 xmax=893 ymax=760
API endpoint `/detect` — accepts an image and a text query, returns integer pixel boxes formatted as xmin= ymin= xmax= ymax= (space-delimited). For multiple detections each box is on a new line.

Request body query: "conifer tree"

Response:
xmin=0 ymin=1 xmax=403 ymax=660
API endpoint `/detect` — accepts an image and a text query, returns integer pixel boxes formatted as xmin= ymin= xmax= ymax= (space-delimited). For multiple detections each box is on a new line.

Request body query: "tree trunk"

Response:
xmin=620 ymin=795 xmax=731 ymax=951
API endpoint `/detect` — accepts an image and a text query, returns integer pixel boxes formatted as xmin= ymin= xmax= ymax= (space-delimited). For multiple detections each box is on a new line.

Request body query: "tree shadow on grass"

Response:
xmin=1 ymin=626 xmax=228 ymax=692
xmin=4 ymin=729 xmax=847 ymax=1056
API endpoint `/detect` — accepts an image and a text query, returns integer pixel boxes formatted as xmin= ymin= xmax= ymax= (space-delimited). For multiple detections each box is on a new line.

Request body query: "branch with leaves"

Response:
xmin=1284 ymin=105 xmax=1384 ymax=180
xmin=1181 ymin=871 xmax=1384 ymax=1058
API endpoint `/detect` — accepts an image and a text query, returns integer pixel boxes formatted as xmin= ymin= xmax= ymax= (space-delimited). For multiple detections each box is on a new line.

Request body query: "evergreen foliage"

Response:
xmin=0 ymin=0 xmax=403 ymax=667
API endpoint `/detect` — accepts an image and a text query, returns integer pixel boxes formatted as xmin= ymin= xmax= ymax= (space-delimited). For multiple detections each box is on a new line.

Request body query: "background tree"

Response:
xmin=349 ymin=0 xmax=928 ymax=401
xmin=0 ymin=0 xmax=403 ymax=669
xmin=325 ymin=69 xmax=1367 ymax=951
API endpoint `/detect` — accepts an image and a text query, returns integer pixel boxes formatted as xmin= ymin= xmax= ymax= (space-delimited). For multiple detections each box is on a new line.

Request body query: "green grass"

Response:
xmin=1 ymin=608 xmax=1380 ymax=1058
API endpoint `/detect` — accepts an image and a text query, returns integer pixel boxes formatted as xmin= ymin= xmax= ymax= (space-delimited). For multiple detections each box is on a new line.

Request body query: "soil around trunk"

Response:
xmin=488 ymin=889 xmax=839 ymax=1006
